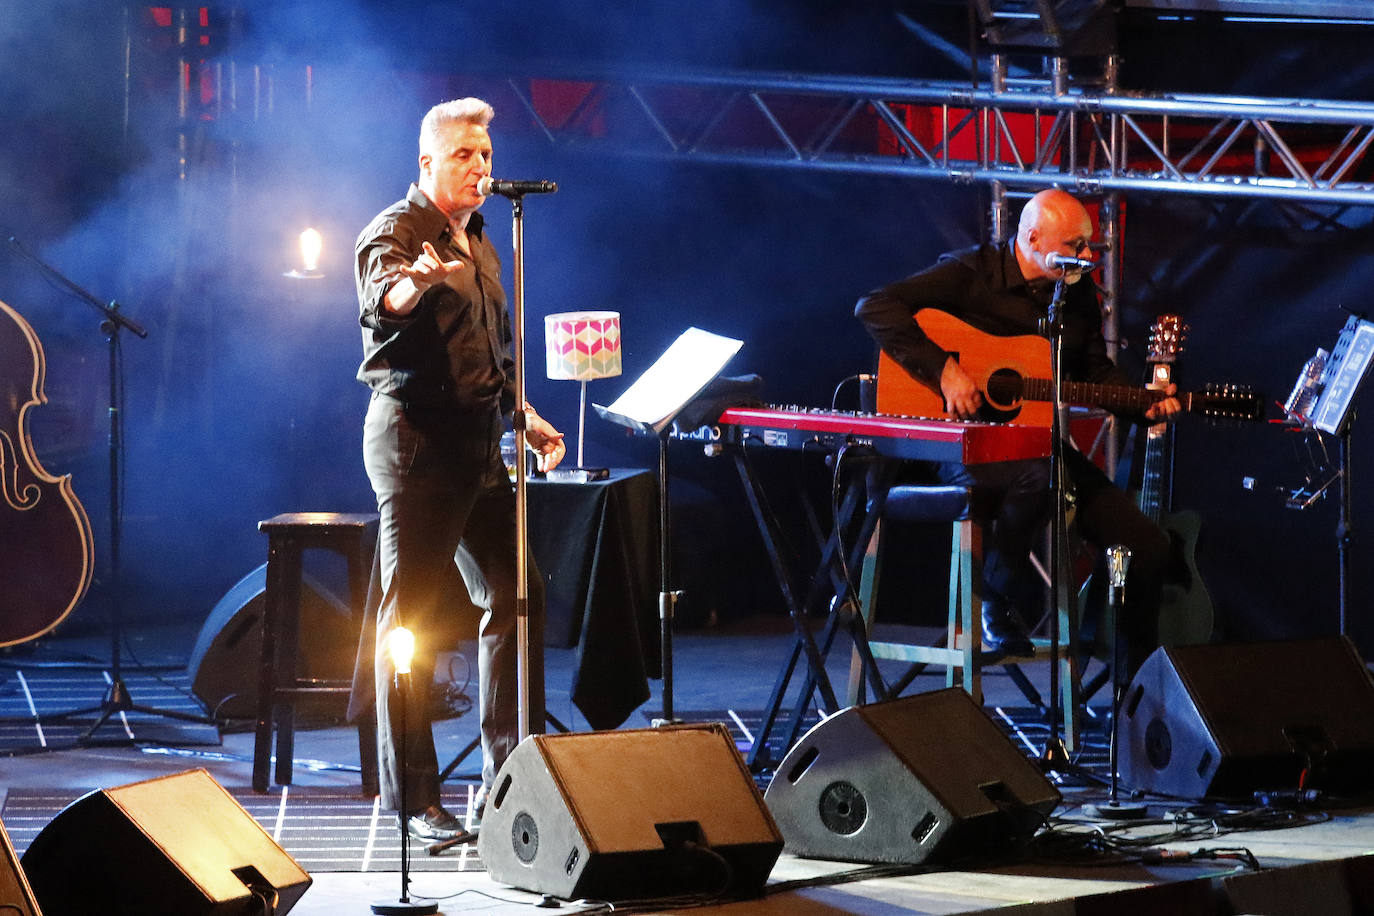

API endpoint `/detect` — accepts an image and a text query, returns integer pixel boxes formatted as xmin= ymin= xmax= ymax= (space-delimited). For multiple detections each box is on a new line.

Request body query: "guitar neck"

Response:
xmin=1138 ymin=425 xmax=1171 ymax=522
xmin=1019 ymin=378 xmax=1173 ymax=413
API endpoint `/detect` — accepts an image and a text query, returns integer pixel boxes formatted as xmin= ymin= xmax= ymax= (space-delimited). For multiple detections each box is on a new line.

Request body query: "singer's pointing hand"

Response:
xmin=400 ymin=241 xmax=464 ymax=292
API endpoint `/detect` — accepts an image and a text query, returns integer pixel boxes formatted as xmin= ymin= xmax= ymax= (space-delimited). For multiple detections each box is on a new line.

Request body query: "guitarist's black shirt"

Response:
xmin=856 ymin=241 xmax=1135 ymax=415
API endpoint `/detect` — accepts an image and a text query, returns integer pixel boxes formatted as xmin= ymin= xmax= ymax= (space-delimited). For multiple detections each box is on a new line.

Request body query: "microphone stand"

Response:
xmin=507 ymin=193 xmax=536 ymax=745
xmin=1041 ymin=277 xmax=1073 ymax=772
xmin=1087 ymin=546 xmax=1147 ymax=819
xmin=5 ymin=237 xmax=214 ymax=737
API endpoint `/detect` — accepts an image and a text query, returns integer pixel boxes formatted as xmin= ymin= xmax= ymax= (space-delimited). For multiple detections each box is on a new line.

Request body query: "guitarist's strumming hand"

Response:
xmin=1145 ymin=383 xmax=1182 ymax=423
xmin=940 ymin=357 xmax=984 ymax=420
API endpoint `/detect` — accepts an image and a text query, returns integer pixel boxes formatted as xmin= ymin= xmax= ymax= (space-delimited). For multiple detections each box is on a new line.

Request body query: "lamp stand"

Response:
xmin=546 ymin=378 xmax=609 ymax=482
xmin=372 ymin=671 xmax=438 ymax=914
xmin=577 ymin=378 xmax=589 ymax=469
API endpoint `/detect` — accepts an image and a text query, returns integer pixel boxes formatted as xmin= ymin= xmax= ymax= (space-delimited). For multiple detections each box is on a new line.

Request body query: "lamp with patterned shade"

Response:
xmin=544 ymin=311 xmax=622 ymax=478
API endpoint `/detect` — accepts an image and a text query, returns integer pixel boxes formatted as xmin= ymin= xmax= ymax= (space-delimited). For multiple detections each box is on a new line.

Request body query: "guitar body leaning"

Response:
xmin=1157 ymin=507 xmax=1214 ymax=647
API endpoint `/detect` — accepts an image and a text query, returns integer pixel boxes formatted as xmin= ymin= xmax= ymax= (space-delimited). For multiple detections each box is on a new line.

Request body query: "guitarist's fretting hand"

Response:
xmin=1145 ymin=384 xmax=1182 ymax=422
xmin=941 ymin=357 xmax=984 ymax=419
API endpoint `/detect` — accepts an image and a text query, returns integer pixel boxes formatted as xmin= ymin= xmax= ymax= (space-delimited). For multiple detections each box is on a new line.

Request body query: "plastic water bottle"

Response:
xmin=500 ymin=430 xmax=519 ymax=480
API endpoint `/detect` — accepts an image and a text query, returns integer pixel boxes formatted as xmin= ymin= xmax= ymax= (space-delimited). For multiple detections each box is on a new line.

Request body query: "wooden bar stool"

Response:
xmin=850 ymin=485 xmax=992 ymax=702
xmin=254 ymin=511 xmax=380 ymax=795
xmin=850 ymin=485 xmax=1079 ymax=744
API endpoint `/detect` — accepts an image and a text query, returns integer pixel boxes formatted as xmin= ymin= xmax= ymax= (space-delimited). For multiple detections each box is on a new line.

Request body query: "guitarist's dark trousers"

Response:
xmin=934 ymin=446 xmax=1169 ymax=674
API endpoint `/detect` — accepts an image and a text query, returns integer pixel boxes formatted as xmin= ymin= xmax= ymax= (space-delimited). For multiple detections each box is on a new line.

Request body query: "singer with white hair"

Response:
xmin=855 ymin=188 xmax=1179 ymax=672
xmin=351 ymin=96 xmax=566 ymax=843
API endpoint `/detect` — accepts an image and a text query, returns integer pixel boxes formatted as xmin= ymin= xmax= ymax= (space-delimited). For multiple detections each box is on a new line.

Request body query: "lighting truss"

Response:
xmin=496 ymin=68 xmax=1374 ymax=207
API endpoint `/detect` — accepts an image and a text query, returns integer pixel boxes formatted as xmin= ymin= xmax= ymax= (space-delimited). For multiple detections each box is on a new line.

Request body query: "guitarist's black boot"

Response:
xmin=981 ymin=599 xmax=1034 ymax=656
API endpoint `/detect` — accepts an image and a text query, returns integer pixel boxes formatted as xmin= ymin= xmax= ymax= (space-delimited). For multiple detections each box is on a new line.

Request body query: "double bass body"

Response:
xmin=0 ymin=299 xmax=94 ymax=647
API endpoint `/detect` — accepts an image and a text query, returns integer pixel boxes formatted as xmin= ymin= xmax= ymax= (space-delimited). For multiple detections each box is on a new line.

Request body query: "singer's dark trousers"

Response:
xmin=937 ymin=445 xmax=1169 ymax=673
xmin=363 ymin=393 xmax=545 ymax=814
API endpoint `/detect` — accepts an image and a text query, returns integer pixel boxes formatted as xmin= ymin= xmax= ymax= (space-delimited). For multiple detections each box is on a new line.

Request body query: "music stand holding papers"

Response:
xmin=595 ymin=327 xmax=744 ymax=725
xmin=1308 ymin=315 xmax=1374 ymax=634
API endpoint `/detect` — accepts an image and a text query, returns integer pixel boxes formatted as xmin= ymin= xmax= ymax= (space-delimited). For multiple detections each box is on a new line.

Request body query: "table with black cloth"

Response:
xmin=528 ymin=467 xmax=660 ymax=730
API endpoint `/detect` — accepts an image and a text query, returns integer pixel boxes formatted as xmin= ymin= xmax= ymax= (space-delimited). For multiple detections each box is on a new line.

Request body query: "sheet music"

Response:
xmin=596 ymin=327 xmax=743 ymax=433
xmin=1313 ymin=317 xmax=1374 ymax=435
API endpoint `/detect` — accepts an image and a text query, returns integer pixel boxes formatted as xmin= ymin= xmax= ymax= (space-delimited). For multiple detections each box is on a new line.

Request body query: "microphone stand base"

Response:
xmin=1038 ymin=738 xmax=1073 ymax=773
xmin=1085 ymin=800 xmax=1150 ymax=820
xmin=371 ymin=899 xmax=439 ymax=915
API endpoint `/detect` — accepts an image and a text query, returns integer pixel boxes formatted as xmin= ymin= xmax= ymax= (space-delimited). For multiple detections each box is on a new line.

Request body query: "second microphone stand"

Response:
xmin=6 ymin=238 xmax=214 ymax=739
xmin=1041 ymin=277 xmax=1077 ymax=772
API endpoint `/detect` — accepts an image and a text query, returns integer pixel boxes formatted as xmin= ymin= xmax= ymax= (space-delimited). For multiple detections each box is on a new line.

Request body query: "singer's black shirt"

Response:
xmin=855 ymin=240 xmax=1129 ymax=395
xmin=355 ymin=183 xmax=515 ymax=414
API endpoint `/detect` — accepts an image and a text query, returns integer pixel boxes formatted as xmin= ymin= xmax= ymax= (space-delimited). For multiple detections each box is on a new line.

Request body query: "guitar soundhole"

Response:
xmin=981 ymin=368 xmax=1023 ymax=423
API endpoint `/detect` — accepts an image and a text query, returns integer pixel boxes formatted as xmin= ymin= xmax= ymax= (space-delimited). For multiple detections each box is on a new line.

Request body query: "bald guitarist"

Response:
xmin=856 ymin=189 xmax=1180 ymax=673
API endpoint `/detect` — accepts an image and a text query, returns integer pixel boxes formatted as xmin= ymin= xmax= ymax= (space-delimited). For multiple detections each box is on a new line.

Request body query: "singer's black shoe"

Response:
xmin=406 ymin=804 xmax=466 ymax=842
xmin=981 ymin=600 xmax=1035 ymax=656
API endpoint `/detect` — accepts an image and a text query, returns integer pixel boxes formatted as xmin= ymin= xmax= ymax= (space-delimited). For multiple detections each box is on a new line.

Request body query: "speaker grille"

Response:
xmin=512 ymin=812 xmax=540 ymax=864
xmin=818 ymin=782 xmax=867 ymax=835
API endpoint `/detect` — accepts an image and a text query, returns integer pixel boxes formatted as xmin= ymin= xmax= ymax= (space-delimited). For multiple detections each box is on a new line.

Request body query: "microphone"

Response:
xmin=1045 ymin=252 xmax=1098 ymax=272
xmin=477 ymin=177 xmax=558 ymax=197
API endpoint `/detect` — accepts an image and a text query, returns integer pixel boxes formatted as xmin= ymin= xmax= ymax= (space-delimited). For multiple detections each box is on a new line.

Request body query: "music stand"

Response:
xmin=1308 ymin=314 xmax=1374 ymax=634
xmin=595 ymin=327 xmax=743 ymax=724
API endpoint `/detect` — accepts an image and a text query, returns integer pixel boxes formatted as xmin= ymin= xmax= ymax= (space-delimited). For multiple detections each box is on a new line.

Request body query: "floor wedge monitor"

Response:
xmin=21 ymin=768 xmax=311 ymax=915
xmin=0 ymin=816 xmax=40 ymax=916
xmin=763 ymin=688 xmax=1061 ymax=864
xmin=1118 ymin=636 xmax=1374 ymax=800
xmin=188 ymin=562 xmax=356 ymax=719
xmin=478 ymin=723 xmax=782 ymax=902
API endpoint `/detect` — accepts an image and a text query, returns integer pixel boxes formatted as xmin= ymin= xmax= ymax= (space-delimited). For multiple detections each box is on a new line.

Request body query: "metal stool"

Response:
xmin=254 ymin=511 xmax=380 ymax=794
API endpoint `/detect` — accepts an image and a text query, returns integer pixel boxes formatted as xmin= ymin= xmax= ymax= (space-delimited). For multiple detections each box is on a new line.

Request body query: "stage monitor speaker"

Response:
xmin=0 ymin=817 xmax=40 ymax=916
xmin=20 ymin=768 xmax=311 ymax=916
xmin=188 ymin=563 xmax=355 ymax=719
xmin=762 ymin=687 xmax=1061 ymax=865
xmin=1118 ymin=636 xmax=1374 ymax=800
xmin=1221 ymin=857 xmax=1356 ymax=916
xmin=477 ymin=723 xmax=783 ymax=902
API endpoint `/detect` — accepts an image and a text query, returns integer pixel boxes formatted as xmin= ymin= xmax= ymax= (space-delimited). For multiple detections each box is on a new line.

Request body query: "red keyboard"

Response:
xmin=714 ymin=406 xmax=1050 ymax=465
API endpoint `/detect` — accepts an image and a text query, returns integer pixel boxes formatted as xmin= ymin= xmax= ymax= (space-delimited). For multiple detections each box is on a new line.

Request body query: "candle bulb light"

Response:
xmin=285 ymin=227 xmax=325 ymax=280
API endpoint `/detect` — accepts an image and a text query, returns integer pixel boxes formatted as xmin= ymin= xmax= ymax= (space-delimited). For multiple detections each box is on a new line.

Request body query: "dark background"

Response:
xmin=2 ymin=2 xmax=1371 ymax=656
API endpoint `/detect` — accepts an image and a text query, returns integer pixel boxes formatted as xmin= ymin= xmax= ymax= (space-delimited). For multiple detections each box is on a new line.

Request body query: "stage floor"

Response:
xmin=2 ymin=616 xmax=1372 ymax=915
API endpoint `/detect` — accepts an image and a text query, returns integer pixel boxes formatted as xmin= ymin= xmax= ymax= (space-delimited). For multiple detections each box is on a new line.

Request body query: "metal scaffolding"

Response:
xmin=497 ymin=64 xmax=1374 ymax=208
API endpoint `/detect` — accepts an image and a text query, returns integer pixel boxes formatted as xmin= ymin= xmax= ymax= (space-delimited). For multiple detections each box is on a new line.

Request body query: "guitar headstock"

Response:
xmin=1196 ymin=383 xmax=1266 ymax=423
xmin=1147 ymin=314 xmax=1186 ymax=389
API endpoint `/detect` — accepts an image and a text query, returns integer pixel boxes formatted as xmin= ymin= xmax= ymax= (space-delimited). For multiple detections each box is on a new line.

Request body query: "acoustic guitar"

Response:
xmin=875 ymin=308 xmax=1264 ymax=426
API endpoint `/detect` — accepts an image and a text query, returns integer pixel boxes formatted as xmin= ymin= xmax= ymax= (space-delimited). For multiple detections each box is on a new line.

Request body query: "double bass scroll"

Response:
xmin=0 ymin=299 xmax=94 ymax=647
